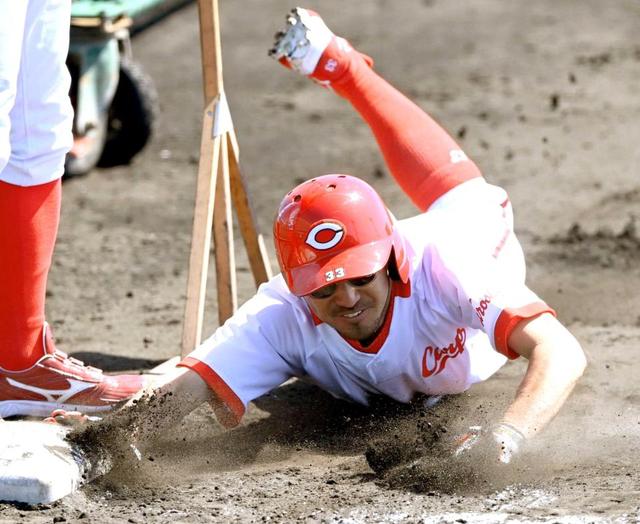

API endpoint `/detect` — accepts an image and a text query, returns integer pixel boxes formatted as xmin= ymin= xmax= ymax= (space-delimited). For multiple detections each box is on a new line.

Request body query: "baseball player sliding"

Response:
xmin=72 ymin=7 xmax=586 ymax=468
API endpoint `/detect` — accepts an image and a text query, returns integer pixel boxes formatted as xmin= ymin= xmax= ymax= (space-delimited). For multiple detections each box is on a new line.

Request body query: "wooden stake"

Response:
xmin=196 ymin=0 xmax=223 ymax=100
xmin=228 ymin=130 xmax=273 ymax=287
xmin=212 ymin=128 xmax=237 ymax=322
xmin=181 ymin=105 xmax=220 ymax=353
xmin=181 ymin=0 xmax=272 ymax=356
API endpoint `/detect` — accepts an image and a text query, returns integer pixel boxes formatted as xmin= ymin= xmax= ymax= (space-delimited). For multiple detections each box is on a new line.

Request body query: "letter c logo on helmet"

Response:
xmin=305 ymin=222 xmax=344 ymax=250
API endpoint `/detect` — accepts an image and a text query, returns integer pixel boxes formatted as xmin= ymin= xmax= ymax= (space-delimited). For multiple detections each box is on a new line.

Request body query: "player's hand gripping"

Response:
xmin=452 ymin=422 xmax=525 ymax=465
xmin=43 ymin=409 xmax=101 ymax=427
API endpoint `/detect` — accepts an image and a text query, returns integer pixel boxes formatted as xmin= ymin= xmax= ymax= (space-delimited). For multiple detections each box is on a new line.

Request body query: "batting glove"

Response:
xmin=452 ymin=422 xmax=525 ymax=465
xmin=492 ymin=422 xmax=526 ymax=464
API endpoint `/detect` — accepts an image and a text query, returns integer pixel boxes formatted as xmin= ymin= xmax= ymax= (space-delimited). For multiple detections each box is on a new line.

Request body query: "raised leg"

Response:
xmin=270 ymin=7 xmax=483 ymax=211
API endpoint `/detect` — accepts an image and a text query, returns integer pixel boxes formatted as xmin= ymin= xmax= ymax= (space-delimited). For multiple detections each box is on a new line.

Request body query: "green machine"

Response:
xmin=65 ymin=0 xmax=188 ymax=175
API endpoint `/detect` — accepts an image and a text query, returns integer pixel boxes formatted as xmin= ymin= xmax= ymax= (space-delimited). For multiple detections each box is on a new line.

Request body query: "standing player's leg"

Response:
xmin=270 ymin=7 xmax=483 ymax=212
xmin=0 ymin=0 xmax=145 ymax=418
xmin=0 ymin=0 xmax=56 ymax=373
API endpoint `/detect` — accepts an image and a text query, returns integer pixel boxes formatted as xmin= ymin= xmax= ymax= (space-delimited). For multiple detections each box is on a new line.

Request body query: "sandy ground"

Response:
xmin=2 ymin=0 xmax=640 ymax=521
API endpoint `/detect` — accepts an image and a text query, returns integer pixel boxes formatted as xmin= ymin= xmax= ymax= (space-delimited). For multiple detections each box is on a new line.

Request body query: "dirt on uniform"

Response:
xmin=2 ymin=0 xmax=640 ymax=522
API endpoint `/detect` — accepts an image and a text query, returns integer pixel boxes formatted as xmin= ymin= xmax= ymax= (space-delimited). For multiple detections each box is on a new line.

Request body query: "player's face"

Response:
xmin=304 ymin=267 xmax=392 ymax=343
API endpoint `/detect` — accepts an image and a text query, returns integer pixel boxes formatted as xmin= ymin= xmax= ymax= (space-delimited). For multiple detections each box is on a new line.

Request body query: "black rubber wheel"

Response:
xmin=98 ymin=59 xmax=159 ymax=167
xmin=64 ymin=112 xmax=108 ymax=177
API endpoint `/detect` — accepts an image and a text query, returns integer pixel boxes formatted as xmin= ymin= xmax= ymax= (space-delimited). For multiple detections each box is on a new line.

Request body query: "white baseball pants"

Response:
xmin=0 ymin=0 xmax=73 ymax=186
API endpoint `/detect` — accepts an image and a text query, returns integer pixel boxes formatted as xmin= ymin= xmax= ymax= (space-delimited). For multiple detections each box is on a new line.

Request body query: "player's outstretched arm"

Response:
xmin=500 ymin=313 xmax=587 ymax=438
xmin=453 ymin=313 xmax=586 ymax=466
xmin=127 ymin=367 xmax=213 ymax=444
xmin=64 ymin=367 xmax=214 ymax=471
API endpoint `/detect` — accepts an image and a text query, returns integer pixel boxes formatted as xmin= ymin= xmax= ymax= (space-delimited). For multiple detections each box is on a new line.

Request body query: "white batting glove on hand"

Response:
xmin=491 ymin=422 xmax=525 ymax=464
xmin=452 ymin=422 xmax=525 ymax=465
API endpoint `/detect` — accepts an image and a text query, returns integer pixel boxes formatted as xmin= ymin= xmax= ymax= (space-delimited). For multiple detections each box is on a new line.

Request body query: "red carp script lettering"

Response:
xmin=421 ymin=328 xmax=467 ymax=378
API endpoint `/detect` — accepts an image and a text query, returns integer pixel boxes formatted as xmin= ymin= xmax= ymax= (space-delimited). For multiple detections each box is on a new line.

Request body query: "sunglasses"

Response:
xmin=309 ymin=273 xmax=377 ymax=299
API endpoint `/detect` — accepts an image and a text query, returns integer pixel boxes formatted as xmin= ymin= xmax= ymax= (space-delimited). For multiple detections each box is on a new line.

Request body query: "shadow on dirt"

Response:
xmin=68 ymin=352 xmax=167 ymax=372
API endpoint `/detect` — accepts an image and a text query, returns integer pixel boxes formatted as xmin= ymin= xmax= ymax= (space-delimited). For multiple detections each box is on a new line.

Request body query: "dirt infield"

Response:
xmin=2 ymin=0 xmax=640 ymax=521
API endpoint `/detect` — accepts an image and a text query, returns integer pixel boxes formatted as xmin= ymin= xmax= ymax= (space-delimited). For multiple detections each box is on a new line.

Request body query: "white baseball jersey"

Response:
xmin=180 ymin=178 xmax=553 ymax=428
xmin=0 ymin=0 xmax=73 ymax=186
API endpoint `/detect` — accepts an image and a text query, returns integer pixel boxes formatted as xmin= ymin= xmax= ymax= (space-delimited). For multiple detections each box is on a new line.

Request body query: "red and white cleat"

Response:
xmin=269 ymin=7 xmax=335 ymax=75
xmin=269 ymin=7 xmax=373 ymax=85
xmin=0 ymin=323 xmax=146 ymax=418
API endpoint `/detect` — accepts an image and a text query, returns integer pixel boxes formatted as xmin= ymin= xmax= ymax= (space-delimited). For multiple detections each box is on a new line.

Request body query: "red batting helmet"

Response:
xmin=273 ymin=174 xmax=410 ymax=296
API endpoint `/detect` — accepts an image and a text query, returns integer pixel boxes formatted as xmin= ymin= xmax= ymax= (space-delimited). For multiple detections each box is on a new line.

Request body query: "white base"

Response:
xmin=0 ymin=421 xmax=86 ymax=504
